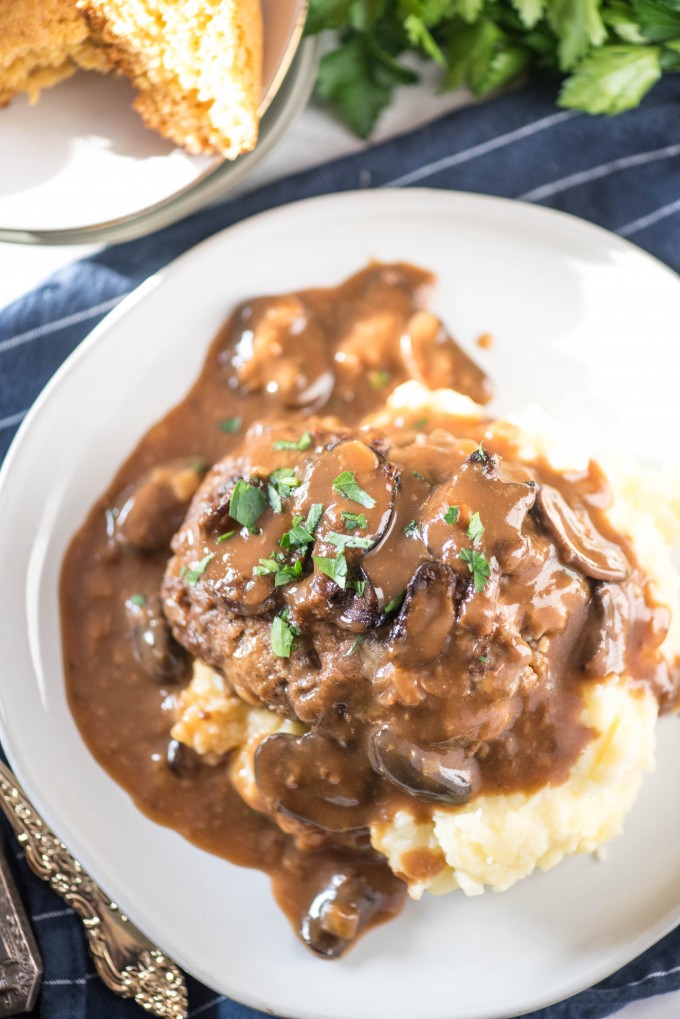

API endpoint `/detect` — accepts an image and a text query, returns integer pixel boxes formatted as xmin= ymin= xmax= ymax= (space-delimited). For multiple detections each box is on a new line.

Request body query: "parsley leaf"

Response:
xmin=185 ymin=553 xmax=215 ymax=586
xmin=313 ymin=551 xmax=348 ymax=588
xmin=444 ymin=505 xmax=460 ymax=524
xmin=327 ymin=531 xmax=375 ymax=550
xmin=279 ymin=504 xmax=324 ymax=549
xmin=467 ymin=511 xmax=485 ymax=546
xmin=559 ymin=44 xmax=662 ymax=114
xmin=230 ymin=480 xmax=267 ymax=532
xmin=346 ymin=634 xmax=364 ymax=656
xmin=218 ymin=416 xmax=242 ymax=433
xmin=384 ymin=590 xmax=405 ymax=613
xmin=459 ymin=548 xmax=491 ymax=593
xmin=267 ymin=467 xmax=301 ymax=512
xmin=272 ymin=431 xmax=313 ymax=452
xmin=403 ymin=519 xmax=422 ymax=539
xmin=271 ymin=612 xmax=300 ymax=658
xmin=306 ymin=0 xmax=669 ymax=136
xmin=354 ymin=579 xmax=366 ymax=597
xmin=333 ymin=471 xmax=376 ymax=508
xmin=130 ymin=593 xmax=146 ymax=606
xmin=342 ymin=510 xmax=368 ymax=529
xmin=315 ymin=33 xmax=418 ymax=139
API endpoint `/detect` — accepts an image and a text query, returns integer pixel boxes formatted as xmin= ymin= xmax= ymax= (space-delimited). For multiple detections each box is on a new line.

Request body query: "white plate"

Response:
xmin=0 ymin=0 xmax=308 ymax=240
xmin=0 ymin=190 xmax=679 ymax=1019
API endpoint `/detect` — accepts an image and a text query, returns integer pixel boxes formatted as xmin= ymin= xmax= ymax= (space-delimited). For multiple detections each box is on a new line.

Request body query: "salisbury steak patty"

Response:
xmin=161 ymin=416 xmax=667 ymax=808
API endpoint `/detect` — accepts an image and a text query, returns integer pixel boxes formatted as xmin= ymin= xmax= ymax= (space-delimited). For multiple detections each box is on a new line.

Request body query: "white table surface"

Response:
xmin=0 ymin=67 xmax=677 ymax=1019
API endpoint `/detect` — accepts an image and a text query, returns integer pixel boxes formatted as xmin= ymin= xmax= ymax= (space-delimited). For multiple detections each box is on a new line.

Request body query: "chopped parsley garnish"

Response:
xmin=412 ymin=470 xmax=426 ymax=480
xmin=270 ymin=611 xmax=300 ymax=658
xmin=218 ymin=416 xmax=242 ymax=433
xmin=191 ymin=459 xmax=208 ymax=474
xmin=369 ymin=368 xmax=391 ymax=390
xmin=459 ymin=548 xmax=491 ymax=593
xmin=279 ymin=504 xmax=324 ymax=549
xmin=384 ymin=590 xmax=405 ymax=613
xmin=469 ymin=441 xmax=489 ymax=464
xmin=403 ymin=519 xmax=421 ymax=539
xmin=467 ymin=511 xmax=485 ymax=547
xmin=327 ymin=531 xmax=374 ymax=551
xmin=347 ymin=634 xmax=364 ymax=656
xmin=185 ymin=553 xmax=215 ymax=587
xmin=444 ymin=505 xmax=460 ymax=525
xmin=479 ymin=655 xmax=490 ymax=664
xmin=272 ymin=431 xmax=313 ymax=452
xmin=229 ymin=480 xmax=267 ymax=532
xmin=341 ymin=510 xmax=368 ymax=530
xmin=255 ymin=556 xmax=303 ymax=587
xmin=216 ymin=530 xmax=235 ymax=544
xmin=130 ymin=593 xmax=146 ymax=606
xmin=413 ymin=417 xmax=429 ymax=430
xmin=333 ymin=471 xmax=376 ymax=509
xmin=313 ymin=551 xmax=348 ymax=589
xmin=267 ymin=467 xmax=301 ymax=513
xmin=354 ymin=579 xmax=366 ymax=597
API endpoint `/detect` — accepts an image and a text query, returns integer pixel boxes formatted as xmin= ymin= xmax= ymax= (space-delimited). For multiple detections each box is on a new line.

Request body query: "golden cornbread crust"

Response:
xmin=77 ymin=0 xmax=263 ymax=157
xmin=0 ymin=0 xmax=110 ymax=106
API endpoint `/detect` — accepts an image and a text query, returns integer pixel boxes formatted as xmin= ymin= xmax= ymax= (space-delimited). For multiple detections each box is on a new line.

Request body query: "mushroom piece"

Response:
xmin=336 ymin=570 xmax=380 ymax=632
xmin=368 ymin=725 xmax=480 ymax=805
xmin=300 ymin=870 xmax=397 ymax=959
xmin=125 ymin=594 xmax=190 ymax=684
xmin=536 ymin=485 xmax=629 ymax=582
xmin=400 ymin=311 xmax=492 ymax=405
xmin=166 ymin=738 xmax=202 ymax=777
xmin=228 ymin=296 xmax=335 ymax=411
xmin=582 ymin=582 xmax=629 ymax=679
xmin=390 ymin=561 xmax=458 ymax=665
xmin=113 ymin=458 xmax=206 ymax=553
xmin=254 ymin=732 xmax=374 ymax=833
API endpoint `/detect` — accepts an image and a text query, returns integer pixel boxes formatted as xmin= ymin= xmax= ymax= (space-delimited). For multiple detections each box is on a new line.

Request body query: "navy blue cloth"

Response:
xmin=1 ymin=73 xmax=679 ymax=1018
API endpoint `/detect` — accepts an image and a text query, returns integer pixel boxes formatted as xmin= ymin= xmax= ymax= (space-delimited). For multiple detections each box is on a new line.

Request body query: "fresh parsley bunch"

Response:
xmin=305 ymin=0 xmax=680 ymax=137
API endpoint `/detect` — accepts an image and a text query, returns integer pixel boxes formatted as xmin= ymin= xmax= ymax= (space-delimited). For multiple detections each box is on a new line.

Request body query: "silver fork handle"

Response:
xmin=0 ymin=761 xmax=188 ymax=1018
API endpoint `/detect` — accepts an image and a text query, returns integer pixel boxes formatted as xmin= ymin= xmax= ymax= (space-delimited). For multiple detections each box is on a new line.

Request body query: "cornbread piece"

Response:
xmin=77 ymin=0 xmax=263 ymax=157
xmin=0 ymin=0 xmax=109 ymax=106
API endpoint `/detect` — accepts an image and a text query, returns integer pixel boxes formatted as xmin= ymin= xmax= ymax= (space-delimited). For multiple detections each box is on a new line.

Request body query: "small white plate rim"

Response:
xmin=0 ymin=189 xmax=679 ymax=1019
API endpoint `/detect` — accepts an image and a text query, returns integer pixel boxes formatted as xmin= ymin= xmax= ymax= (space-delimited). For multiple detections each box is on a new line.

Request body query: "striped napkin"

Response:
xmin=1 ymin=73 xmax=679 ymax=1019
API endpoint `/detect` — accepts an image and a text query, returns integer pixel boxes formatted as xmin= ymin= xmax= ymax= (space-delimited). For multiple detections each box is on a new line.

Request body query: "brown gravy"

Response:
xmin=61 ymin=263 xmax=675 ymax=957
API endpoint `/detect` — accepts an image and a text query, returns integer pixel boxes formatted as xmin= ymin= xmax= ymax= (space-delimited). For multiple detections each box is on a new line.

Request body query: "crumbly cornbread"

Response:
xmin=0 ymin=0 xmax=109 ymax=106
xmin=77 ymin=0 xmax=263 ymax=156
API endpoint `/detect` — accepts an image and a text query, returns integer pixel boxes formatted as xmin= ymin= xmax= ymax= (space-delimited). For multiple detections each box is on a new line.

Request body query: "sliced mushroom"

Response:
xmin=336 ymin=570 xmax=380 ymax=632
xmin=113 ymin=458 xmax=206 ymax=552
xmin=297 ymin=439 xmax=397 ymax=553
xmin=369 ymin=725 xmax=480 ymax=805
xmin=125 ymin=594 xmax=190 ymax=683
xmin=254 ymin=732 xmax=374 ymax=833
xmin=400 ymin=311 xmax=492 ymax=405
xmin=228 ymin=296 xmax=334 ymax=411
xmin=536 ymin=485 xmax=629 ymax=582
xmin=300 ymin=868 xmax=403 ymax=959
xmin=166 ymin=738 xmax=202 ymax=777
xmin=582 ymin=582 xmax=629 ymax=678
xmin=391 ymin=561 xmax=458 ymax=665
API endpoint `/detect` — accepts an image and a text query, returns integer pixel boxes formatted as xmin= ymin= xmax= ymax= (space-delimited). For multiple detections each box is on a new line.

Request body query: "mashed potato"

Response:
xmin=171 ymin=390 xmax=680 ymax=902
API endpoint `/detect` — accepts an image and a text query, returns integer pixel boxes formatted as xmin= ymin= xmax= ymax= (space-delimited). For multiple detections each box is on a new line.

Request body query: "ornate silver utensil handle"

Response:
xmin=0 ymin=761 xmax=188 ymax=1018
